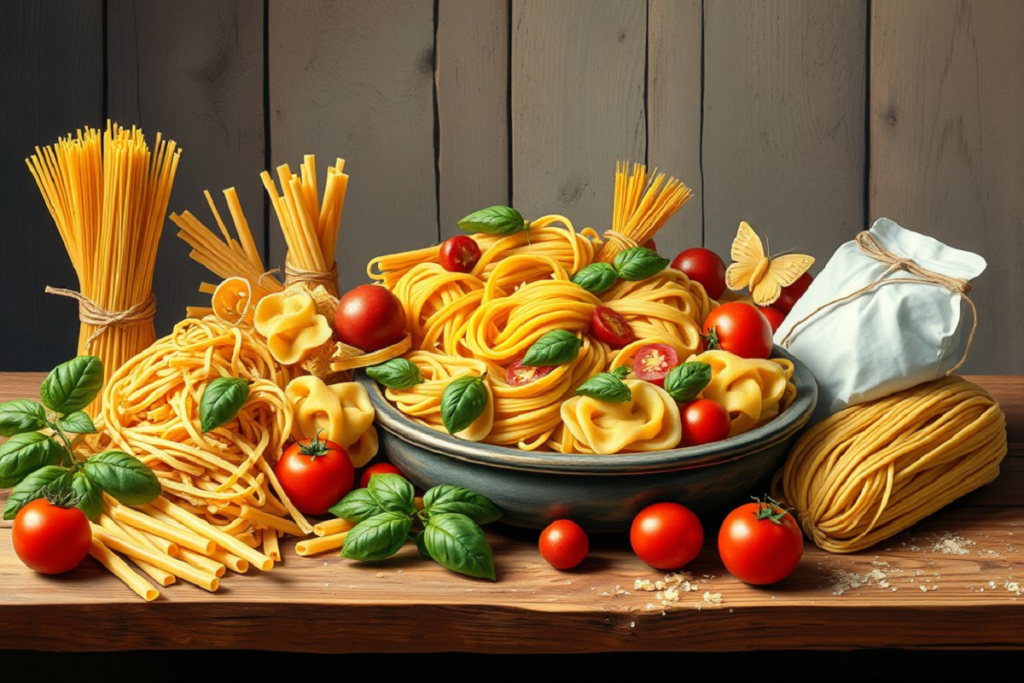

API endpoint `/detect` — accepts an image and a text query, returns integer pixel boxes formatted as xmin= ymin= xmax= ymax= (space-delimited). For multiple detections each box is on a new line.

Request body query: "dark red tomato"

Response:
xmin=630 ymin=502 xmax=704 ymax=570
xmin=773 ymin=272 xmax=814 ymax=314
xmin=632 ymin=344 xmax=680 ymax=388
xmin=671 ymin=248 xmax=727 ymax=299
xmin=642 ymin=238 xmax=657 ymax=252
xmin=335 ymin=284 xmax=406 ymax=352
xmin=538 ymin=519 xmax=589 ymax=570
xmin=439 ymin=235 xmax=482 ymax=273
xmin=506 ymin=354 xmax=556 ymax=386
xmin=275 ymin=436 xmax=355 ymax=515
xmin=702 ymin=302 xmax=773 ymax=359
xmin=679 ymin=399 xmax=731 ymax=446
xmin=758 ymin=306 xmax=786 ymax=334
xmin=718 ymin=497 xmax=804 ymax=585
xmin=13 ymin=498 xmax=91 ymax=575
xmin=359 ymin=462 xmax=407 ymax=489
xmin=590 ymin=306 xmax=636 ymax=347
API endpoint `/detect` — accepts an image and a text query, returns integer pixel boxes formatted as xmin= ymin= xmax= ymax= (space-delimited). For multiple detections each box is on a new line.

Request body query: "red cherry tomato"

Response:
xmin=632 ymin=343 xmax=680 ymax=388
xmin=12 ymin=498 xmax=92 ymax=575
xmin=758 ymin=306 xmax=786 ymax=333
xmin=702 ymin=302 xmax=773 ymax=359
xmin=439 ymin=235 xmax=482 ymax=273
xmin=679 ymin=399 xmax=731 ymax=446
xmin=718 ymin=497 xmax=804 ymax=585
xmin=630 ymin=502 xmax=704 ymax=570
xmin=505 ymin=354 xmax=556 ymax=386
xmin=275 ymin=436 xmax=355 ymax=515
xmin=359 ymin=462 xmax=407 ymax=489
xmin=334 ymin=284 xmax=406 ymax=352
xmin=773 ymin=272 xmax=814 ymax=314
xmin=671 ymin=248 xmax=727 ymax=299
xmin=538 ymin=519 xmax=589 ymax=570
xmin=642 ymin=238 xmax=657 ymax=252
xmin=590 ymin=306 xmax=635 ymax=347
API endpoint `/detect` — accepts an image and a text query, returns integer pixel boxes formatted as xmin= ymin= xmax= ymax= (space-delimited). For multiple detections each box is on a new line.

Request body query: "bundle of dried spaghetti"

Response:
xmin=773 ymin=376 xmax=1007 ymax=554
xmin=27 ymin=122 xmax=181 ymax=400
xmin=262 ymin=156 xmax=348 ymax=296
xmin=596 ymin=161 xmax=692 ymax=264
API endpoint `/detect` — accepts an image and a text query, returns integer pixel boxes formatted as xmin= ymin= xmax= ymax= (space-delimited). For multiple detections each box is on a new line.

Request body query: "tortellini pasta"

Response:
xmin=692 ymin=350 xmax=793 ymax=436
xmin=285 ymin=376 xmax=378 ymax=467
xmin=254 ymin=288 xmax=333 ymax=366
xmin=559 ymin=380 xmax=682 ymax=454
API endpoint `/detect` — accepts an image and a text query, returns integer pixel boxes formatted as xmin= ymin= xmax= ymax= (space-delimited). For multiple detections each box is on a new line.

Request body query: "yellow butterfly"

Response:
xmin=725 ymin=221 xmax=814 ymax=306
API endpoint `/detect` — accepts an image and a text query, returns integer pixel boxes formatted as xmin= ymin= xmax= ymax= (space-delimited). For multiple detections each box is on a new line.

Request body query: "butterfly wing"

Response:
xmin=725 ymin=221 xmax=765 ymax=292
xmin=750 ymin=254 xmax=815 ymax=306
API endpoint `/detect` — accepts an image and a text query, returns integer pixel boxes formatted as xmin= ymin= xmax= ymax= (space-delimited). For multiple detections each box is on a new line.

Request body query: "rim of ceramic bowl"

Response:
xmin=359 ymin=345 xmax=817 ymax=475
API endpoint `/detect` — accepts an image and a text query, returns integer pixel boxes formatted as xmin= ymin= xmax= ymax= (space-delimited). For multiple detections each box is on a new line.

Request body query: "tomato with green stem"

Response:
xmin=12 ymin=493 xmax=91 ymax=575
xmin=275 ymin=432 xmax=355 ymax=515
xmin=718 ymin=496 xmax=803 ymax=585
xmin=702 ymin=302 xmax=773 ymax=359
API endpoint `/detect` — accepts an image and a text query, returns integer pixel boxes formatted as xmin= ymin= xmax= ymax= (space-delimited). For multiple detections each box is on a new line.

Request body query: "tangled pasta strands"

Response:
xmin=772 ymin=376 xmax=1007 ymax=554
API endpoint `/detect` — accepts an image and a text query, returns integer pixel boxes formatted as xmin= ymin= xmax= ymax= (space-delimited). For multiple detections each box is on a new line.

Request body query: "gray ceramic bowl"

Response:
xmin=359 ymin=346 xmax=817 ymax=533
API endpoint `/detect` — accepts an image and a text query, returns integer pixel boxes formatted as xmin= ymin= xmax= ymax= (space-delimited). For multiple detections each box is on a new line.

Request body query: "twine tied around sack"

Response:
xmin=45 ymin=286 xmax=157 ymax=351
xmin=778 ymin=231 xmax=978 ymax=375
xmin=284 ymin=258 xmax=339 ymax=296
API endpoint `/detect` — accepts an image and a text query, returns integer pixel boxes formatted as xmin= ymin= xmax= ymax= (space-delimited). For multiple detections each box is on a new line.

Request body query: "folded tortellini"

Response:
xmin=254 ymin=287 xmax=334 ymax=366
xmin=692 ymin=350 xmax=794 ymax=436
xmin=560 ymin=380 xmax=682 ymax=454
xmin=285 ymin=375 xmax=378 ymax=467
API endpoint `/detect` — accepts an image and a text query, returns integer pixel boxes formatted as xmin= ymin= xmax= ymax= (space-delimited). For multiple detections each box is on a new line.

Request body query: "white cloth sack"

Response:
xmin=774 ymin=218 xmax=986 ymax=419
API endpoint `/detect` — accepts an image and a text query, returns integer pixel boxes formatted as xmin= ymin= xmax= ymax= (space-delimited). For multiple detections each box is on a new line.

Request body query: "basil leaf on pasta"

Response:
xmin=441 ymin=374 xmax=489 ymax=436
xmin=664 ymin=362 xmax=712 ymax=403
xmin=199 ymin=377 xmax=250 ymax=433
xmin=457 ymin=206 xmax=528 ymax=236
xmin=613 ymin=247 xmax=670 ymax=281
xmin=571 ymin=263 xmax=618 ymax=294
xmin=575 ymin=373 xmax=632 ymax=403
xmin=366 ymin=358 xmax=424 ymax=389
xmin=84 ymin=451 xmax=161 ymax=505
xmin=522 ymin=330 xmax=581 ymax=367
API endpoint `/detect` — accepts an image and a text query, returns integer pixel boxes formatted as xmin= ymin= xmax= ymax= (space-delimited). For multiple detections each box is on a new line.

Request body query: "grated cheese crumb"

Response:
xmin=931 ymin=534 xmax=975 ymax=555
xmin=703 ymin=591 xmax=723 ymax=605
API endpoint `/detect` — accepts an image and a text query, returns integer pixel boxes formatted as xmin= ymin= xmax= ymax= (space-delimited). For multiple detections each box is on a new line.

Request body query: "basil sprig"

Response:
xmin=441 ymin=373 xmax=489 ymax=435
xmin=334 ymin=474 xmax=501 ymax=580
xmin=458 ymin=206 xmax=529 ymax=236
xmin=40 ymin=355 xmax=104 ymax=414
xmin=571 ymin=262 xmax=618 ymax=294
xmin=663 ymin=362 xmax=713 ymax=403
xmin=366 ymin=358 xmax=424 ymax=389
xmin=58 ymin=411 xmax=97 ymax=434
xmin=575 ymin=366 xmax=632 ymax=403
xmin=613 ymin=247 xmax=670 ymax=281
xmin=199 ymin=377 xmax=249 ymax=433
xmin=522 ymin=330 xmax=581 ymax=367
xmin=84 ymin=451 xmax=162 ymax=505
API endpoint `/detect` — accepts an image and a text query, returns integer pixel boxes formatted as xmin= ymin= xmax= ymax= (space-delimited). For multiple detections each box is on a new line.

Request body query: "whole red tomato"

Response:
xmin=13 ymin=497 xmax=92 ymax=575
xmin=773 ymin=272 xmax=814 ymax=314
xmin=359 ymin=462 xmax=407 ymax=489
xmin=671 ymin=248 xmax=727 ymax=299
xmin=439 ymin=235 xmax=481 ymax=273
xmin=679 ymin=399 xmax=731 ymax=446
xmin=539 ymin=519 xmax=589 ymax=570
xmin=630 ymin=502 xmax=704 ymax=570
xmin=702 ymin=302 xmax=773 ymax=359
xmin=757 ymin=306 xmax=786 ymax=333
xmin=275 ymin=435 xmax=355 ymax=515
xmin=718 ymin=497 xmax=804 ymax=585
xmin=334 ymin=284 xmax=407 ymax=352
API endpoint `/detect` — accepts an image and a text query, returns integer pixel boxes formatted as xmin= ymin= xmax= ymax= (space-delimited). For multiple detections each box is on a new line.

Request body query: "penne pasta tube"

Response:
xmin=236 ymin=505 xmax=305 ymax=537
xmin=263 ymin=528 xmax=281 ymax=562
xmin=91 ymin=526 xmax=220 ymax=592
xmin=296 ymin=531 xmax=349 ymax=556
xmin=236 ymin=532 xmax=261 ymax=548
xmin=144 ymin=498 xmax=273 ymax=571
xmin=313 ymin=518 xmax=354 ymax=537
xmin=108 ymin=502 xmax=215 ymax=555
xmin=177 ymin=547 xmax=227 ymax=578
xmin=97 ymin=515 xmax=176 ymax=587
xmin=210 ymin=547 xmax=250 ymax=574
xmin=89 ymin=538 xmax=159 ymax=602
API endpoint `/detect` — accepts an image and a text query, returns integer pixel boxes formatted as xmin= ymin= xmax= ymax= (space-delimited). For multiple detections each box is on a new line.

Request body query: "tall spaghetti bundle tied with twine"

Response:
xmin=773 ymin=376 xmax=1007 ymax=553
xmin=27 ymin=123 xmax=181 ymax=402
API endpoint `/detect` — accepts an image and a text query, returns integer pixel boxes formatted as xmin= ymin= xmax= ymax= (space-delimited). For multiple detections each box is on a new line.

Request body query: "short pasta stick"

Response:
xmin=296 ymin=531 xmax=349 ymax=557
xmin=97 ymin=515 xmax=176 ymax=587
xmin=210 ymin=547 xmax=250 ymax=574
xmin=263 ymin=528 xmax=281 ymax=562
xmin=91 ymin=526 xmax=220 ymax=593
xmin=144 ymin=497 xmax=273 ymax=571
xmin=177 ymin=547 xmax=227 ymax=578
xmin=89 ymin=538 xmax=159 ymax=602
xmin=313 ymin=518 xmax=354 ymax=537
xmin=108 ymin=501 xmax=215 ymax=555
xmin=236 ymin=505 xmax=306 ymax=537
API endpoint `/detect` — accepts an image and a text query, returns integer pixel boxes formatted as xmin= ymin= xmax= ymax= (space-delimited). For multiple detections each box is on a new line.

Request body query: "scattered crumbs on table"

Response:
xmin=931 ymin=533 xmax=975 ymax=555
xmin=990 ymin=580 xmax=998 ymax=589
xmin=1006 ymin=580 xmax=1022 ymax=596
xmin=375 ymin=572 xmax=384 ymax=578
xmin=703 ymin=591 xmax=723 ymax=605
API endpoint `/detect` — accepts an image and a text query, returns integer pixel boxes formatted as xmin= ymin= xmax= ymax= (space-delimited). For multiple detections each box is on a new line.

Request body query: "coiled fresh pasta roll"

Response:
xmin=558 ymin=380 xmax=682 ymax=454
xmin=692 ymin=350 xmax=793 ymax=436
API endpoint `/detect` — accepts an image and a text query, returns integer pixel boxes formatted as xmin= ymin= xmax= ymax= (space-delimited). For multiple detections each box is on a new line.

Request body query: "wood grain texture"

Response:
xmin=437 ymin=0 xmax=510 ymax=237
xmin=702 ymin=0 xmax=867 ymax=265
xmin=268 ymin=0 xmax=438 ymax=290
xmin=870 ymin=0 xmax=1024 ymax=375
xmin=107 ymin=0 xmax=266 ymax=334
xmin=646 ymin=0 xmax=704 ymax=255
xmin=511 ymin=0 xmax=646 ymax=232
xmin=0 ymin=0 xmax=103 ymax=371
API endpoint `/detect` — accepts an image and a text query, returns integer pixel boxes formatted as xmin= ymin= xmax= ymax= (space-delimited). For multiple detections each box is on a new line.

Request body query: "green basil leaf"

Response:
xmin=571 ymin=262 xmax=619 ymax=294
xmin=39 ymin=355 xmax=104 ymax=414
xmin=415 ymin=530 xmax=432 ymax=559
xmin=199 ymin=377 xmax=249 ymax=433
xmin=457 ymin=206 xmax=528 ymax=236
xmin=367 ymin=473 xmax=416 ymax=516
xmin=84 ymin=451 xmax=161 ymax=505
xmin=575 ymin=373 xmax=632 ymax=403
xmin=423 ymin=485 xmax=503 ymax=525
xmin=0 ymin=432 xmax=63 ymax=488
xmin=366 ymin=358 xmax=424 ymax=389
xmin=2 ymin=466 xmax=68 ymax=521
xmin=57 ymin=411 xmax=97 ymax=434
xmin=70 ymin=471 xmax=103 ymax=521
xmin=441 ymin=374 xmax=489 ymax=436
xmin=522 ymin=330 xmax=582 ymax=367
xmin=612 ymin=365 xmax=631 ymax=380
xmin=612 ymin=247 xmax=670 ymax=281
xmin=0 ymin=399 xmax=47 ymax=437
xmin=340 ymin=511 xmax=413 ymax=561
xmin=330 ymin=488 xmax=385 ymax=523
xmin=664 ymin=362 xmax=713 ymax=403
xmin=423 ymin=513 xmax=496 ymax=581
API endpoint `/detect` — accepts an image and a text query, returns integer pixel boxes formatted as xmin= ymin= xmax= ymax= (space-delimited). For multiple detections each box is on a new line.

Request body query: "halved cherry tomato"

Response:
xmin=632 ymin=344 xmax=680 ymax=388
xmin=679 ymin=399 xmax=731 ymax=446
xmin=506 ymin=354 xmax=556 ymax=386
xmin=439 ymin=235 xmax=481 ymax=273
xmin=590 ymin=306 xmax=635 ymax=347
xmin=758 ymin=306 xmax=786 ymax=333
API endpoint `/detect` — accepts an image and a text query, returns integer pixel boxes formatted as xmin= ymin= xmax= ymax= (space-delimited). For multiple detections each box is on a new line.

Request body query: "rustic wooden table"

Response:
xmin=1 ymin=373 xmax=1021 ymax=653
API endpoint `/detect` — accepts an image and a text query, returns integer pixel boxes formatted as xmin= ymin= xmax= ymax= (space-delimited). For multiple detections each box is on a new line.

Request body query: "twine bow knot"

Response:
xmin=45 ymin=286 xmax=157 ymax=351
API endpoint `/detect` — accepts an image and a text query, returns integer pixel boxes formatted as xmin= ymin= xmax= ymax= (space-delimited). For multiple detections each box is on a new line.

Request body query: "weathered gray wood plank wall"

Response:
xmin=1 ymin=0 xmax=1020 ymax=374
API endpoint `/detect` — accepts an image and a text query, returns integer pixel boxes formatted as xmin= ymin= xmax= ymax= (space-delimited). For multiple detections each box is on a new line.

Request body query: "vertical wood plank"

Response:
xmin=702 ymin=0 xmax=867 ymax=264
xmin=870 ymin=0 xmax=1024 ymax=374
xmin=436 ymin=0 xmax=510 ymax=238
xmin=646 ymin=0 xmax=704 ymax=256
xmin=107 ymin=0 xmax=266 ymax=333
xmin=511 ymin=0 xmax=646 ymax=232
xmin=0 ymin=0 xmax=103 ymax=371
xmin=268 ymin=0 xmax=437 ymax=291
